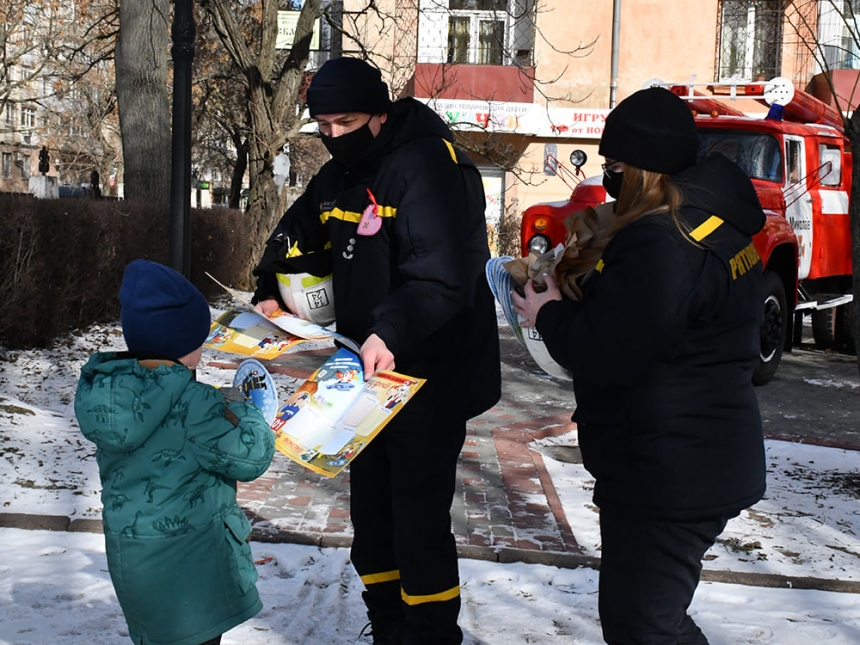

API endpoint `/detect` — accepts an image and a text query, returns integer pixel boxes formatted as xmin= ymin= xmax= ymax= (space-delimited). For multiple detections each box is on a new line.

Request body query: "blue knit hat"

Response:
xmin=120 ymin=260 xmax=211 ymax=359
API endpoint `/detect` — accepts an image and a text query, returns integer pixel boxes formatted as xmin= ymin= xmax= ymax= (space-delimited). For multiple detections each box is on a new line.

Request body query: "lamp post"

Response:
xmin=169 ymin=0 xmax=195 ymax=276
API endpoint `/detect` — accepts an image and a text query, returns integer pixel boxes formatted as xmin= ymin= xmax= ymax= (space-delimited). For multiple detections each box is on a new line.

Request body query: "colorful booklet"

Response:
xmin=270 ymin=348 xmax=425 ymax=477
xmin=205 ymin=306 xmax=360 ymax=360
xmin=203 ymin=272 xmax=359 ymax=359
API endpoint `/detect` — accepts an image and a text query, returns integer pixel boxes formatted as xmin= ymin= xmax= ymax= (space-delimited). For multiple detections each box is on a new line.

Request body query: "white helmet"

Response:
xmin=276 ymin=272 xmax=336 ymax=326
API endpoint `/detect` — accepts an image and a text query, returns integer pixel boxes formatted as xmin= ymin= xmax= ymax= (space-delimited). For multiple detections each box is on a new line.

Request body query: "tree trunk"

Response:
xmin=239 ymin=140 xmax=282 ymax=290
xmin=115 ymin=0 xmax=172 ymax=206
xmin=229 ymin=133 xmax=248 ymax=210
xmin=237 ymin=82 xmax=286 ymax=290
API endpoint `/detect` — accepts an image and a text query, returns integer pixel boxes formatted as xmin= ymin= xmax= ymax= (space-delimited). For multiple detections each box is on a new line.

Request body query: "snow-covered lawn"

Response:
xmin=2 ymin=309 xmax=859 ymax=643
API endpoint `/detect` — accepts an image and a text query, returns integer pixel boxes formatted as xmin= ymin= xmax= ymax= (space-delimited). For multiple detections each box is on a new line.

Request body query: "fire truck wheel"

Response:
xmin=835 ymin=304 xmax=856 ymax=355
xmin=753 ymin=271 xmax=787 ymax=386
xmin=811 ymin=309 xmax=836 ymax=351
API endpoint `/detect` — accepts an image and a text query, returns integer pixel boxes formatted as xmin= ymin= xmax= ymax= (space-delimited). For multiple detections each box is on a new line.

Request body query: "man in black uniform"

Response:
xmin=253 ymin=57 xmax=501 ymax=645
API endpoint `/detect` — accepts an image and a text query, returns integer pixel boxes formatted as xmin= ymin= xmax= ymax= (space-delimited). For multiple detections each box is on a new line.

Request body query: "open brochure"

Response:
xmin=206 ymin=306 xmax=360 ymax=360
xmin=271 ymin=347 xmax=425 ymax=477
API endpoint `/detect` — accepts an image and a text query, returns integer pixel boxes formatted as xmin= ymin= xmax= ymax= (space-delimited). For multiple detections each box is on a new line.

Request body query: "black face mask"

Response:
xmin=602 ymin=168 xmax=624 ymax=199
xmin=320 ymin=119 xmax=376 ymax=167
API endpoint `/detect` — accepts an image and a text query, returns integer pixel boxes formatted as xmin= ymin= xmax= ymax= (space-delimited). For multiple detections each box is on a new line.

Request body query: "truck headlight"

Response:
xmin=527 ymin=234 xmax=550 ymax=256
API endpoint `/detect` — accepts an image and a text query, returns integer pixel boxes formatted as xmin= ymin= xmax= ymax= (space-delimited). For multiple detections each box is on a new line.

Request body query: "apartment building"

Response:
xmin=1 ymin=14 xmax=46 ymax=194
xmin=1 ymin=3 xmax=119 ymax=197
xmin=337 ymin=0 xmax=859 ymax=224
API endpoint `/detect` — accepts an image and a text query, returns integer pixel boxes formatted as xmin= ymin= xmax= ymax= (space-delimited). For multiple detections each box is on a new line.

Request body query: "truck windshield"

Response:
xmin=698 ymin=130 xmax=783 ymax=183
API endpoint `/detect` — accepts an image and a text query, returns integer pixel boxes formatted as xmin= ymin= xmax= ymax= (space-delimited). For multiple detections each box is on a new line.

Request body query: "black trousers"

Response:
xmin=349 ymin=388 xmax=466 ymax=645
xmin=598 ymin=508 xmax=730 ymax=645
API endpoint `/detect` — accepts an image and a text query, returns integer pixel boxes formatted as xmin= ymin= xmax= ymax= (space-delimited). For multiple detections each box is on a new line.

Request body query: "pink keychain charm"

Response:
xmin=357 ymin=189 xmax=383 ymax=236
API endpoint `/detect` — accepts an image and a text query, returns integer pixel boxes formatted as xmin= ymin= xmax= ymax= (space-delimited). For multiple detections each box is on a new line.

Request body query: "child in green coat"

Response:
xmin=75 ymin=260 xmax=275 ymax=645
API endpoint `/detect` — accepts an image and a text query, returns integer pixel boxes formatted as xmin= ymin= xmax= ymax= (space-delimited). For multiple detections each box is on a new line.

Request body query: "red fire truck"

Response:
xmin=520 ymin=79 xmax=854 ymax=385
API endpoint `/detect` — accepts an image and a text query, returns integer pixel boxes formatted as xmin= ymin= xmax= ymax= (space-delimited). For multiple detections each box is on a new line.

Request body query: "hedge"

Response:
xmin=0 ymin=194 xmax=255 ymax=349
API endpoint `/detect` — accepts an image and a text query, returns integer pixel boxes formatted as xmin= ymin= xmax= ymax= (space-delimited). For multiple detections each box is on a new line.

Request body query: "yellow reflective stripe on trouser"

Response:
xmin=689 ymin=215 xmax=724 ymax=241
xmin=360 ymin=569 xmax=401 ymax=586
xmin=321 ymin=206 xmax=397 ymax=224
xmin=401 ymin=584 xmax=461 ymax=606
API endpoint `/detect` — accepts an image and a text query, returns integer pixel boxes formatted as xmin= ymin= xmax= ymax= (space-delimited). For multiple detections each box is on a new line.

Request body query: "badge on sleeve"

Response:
xmin=358 ymin=188 xmax=383 ymax=236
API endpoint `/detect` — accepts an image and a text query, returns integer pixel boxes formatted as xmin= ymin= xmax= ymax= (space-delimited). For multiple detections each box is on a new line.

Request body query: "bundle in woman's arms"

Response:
xmin=504 ymin=202 xmax=616 ymax=300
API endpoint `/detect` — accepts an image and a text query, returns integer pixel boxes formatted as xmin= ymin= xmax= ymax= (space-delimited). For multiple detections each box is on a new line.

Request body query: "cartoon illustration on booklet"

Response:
xmin=271 ymin=348 xmax=425 ymax=477
xmin=203 ymin=272 xmax=360 ymax=360
xmin=205 ymin=307 xmax=361 ymax=360
xmin=206 ymin=308 xmax=308 ymax=360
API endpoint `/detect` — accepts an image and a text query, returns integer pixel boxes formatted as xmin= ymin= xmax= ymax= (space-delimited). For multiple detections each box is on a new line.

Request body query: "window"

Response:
xmin=698 ymin=129 xmax=783 ymax=183
xmin=785 ymin=139 xmax=802 ymax=185
xmin=718 ymin=1 xmax=783 ymax=80
xmin=20 ymin=21 xmax=32 ymax=46
xmin=20 ymin=107 xmax=36 ymax=129
xmin=819 ymin=4 xmax=860 ymax=70
xmin=4 ymin=104 xmax=13 ymax=127
xmin=447 ymin=1 xmax=507 ymax=65
xmin=819 ymin=144 xmax=842 ymax=187
xmin=418 ymin=0 xmax=535 ymax=67
xmin=1 ymin=153 xmax=10 ymax=179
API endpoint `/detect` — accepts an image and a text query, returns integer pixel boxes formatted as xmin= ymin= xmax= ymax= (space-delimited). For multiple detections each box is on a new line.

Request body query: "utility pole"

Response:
xmin=610 ymin=0 xmax=622 ymax=108
xmin=169 ymin=0 xmax=195 ymax=276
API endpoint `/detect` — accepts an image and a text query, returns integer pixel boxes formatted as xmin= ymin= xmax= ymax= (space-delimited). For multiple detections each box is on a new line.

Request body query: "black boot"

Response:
xmin=358 ymin=621 xmax=403 ymax=645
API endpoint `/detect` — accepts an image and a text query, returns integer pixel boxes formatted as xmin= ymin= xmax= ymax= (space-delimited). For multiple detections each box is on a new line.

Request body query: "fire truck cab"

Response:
xmin=519 ymin=78 xmax=854 ymax=385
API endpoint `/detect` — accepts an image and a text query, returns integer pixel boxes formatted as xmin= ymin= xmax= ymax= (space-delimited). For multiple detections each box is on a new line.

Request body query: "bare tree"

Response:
xmin=42 ymin=0 xmax=122 ymax=193
xmin=199 ymin=0 xmax=322 ymax=286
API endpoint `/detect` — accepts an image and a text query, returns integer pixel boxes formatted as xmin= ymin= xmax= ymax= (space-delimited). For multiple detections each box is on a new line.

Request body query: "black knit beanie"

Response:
xmin=598 ymin=87 xmax=700 ymax=175
xmin=306 ymin=57 xmax=392 ymax=117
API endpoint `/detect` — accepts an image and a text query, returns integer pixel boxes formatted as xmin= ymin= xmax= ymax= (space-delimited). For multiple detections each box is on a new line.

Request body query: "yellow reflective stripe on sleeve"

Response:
xmin=595 ymin=258 xmax=604 ymax=273
xmin=283 ymin=240 xmax=331 ymax=257
xmin=689 ymin=215 xmax=724 ymax=242
xmin=360 ymin=569 xmax=401 ymax=586
xmin=401 ymin=584 xmax=461 ymax=606
xmin=442 ymin=139 xmax=458 ymax=163
xmin=321 ymin=206 xmax=397 ymax=224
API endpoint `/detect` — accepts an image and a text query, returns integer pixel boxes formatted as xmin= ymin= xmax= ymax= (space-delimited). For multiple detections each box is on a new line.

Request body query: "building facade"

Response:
xmin=334 ymin=0 xmax=859 ymax=233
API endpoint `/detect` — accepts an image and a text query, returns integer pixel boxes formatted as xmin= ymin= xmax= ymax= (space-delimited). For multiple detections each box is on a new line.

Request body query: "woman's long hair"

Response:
xmin=610 ymin=166 xmax=689 ymax=238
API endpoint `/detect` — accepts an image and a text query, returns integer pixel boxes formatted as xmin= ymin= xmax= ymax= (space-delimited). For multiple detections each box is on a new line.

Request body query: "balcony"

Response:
xmin=412 ymin=63 xmax=535 ymax=103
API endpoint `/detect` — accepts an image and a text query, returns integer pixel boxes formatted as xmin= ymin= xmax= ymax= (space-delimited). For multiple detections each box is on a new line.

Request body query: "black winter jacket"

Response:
xmin=254 ymin=98 xmax=501 ymax=419
xmin=536 ymin=153 xmax=767 ymax=521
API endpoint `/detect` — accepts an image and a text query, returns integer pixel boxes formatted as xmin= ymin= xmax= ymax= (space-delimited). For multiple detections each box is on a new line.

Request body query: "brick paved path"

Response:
xmin=233 ymin=329 xmax=585 ymax=558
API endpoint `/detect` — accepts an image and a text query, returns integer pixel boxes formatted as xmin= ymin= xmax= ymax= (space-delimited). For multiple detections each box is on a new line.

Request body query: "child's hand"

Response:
xmin=254 ymin=299 xmax=280 ymax=317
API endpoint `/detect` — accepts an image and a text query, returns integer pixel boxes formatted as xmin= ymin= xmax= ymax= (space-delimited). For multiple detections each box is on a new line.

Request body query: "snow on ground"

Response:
xmin=1 ymin=527 xmax=859 ymax=645
xmin=1 ymin=304 xmax=860 ymax=643
xmin=536 ymin=432 xmax=860 ymax=582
